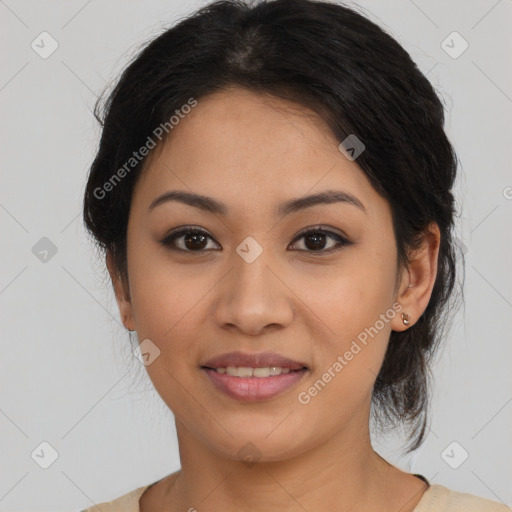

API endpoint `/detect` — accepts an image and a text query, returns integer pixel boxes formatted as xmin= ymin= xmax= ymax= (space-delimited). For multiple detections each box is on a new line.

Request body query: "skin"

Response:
xmin=107 ymin=86 xmax=440 ymax=512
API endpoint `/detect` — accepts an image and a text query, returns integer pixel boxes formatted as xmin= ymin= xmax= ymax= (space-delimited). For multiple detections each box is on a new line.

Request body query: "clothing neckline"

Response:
xmin=136 ymin=473 xmax=433 ymax=510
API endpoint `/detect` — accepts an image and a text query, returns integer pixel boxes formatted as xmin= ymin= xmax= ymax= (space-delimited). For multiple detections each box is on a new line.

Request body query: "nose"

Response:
xmin=212 ymin=244 xmax=294 ymax=336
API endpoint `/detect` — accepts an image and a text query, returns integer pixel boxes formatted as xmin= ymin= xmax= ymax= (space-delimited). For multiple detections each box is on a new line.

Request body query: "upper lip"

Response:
xmin=201 ymin=351 xmax=308 ymax=370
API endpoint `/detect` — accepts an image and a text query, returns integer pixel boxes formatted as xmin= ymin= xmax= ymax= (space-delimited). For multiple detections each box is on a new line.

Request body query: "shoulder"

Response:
xmin=79 ymin=484 xmax=151 ymax=512
xmin=415 ymin=484 xmax=511 ymax=512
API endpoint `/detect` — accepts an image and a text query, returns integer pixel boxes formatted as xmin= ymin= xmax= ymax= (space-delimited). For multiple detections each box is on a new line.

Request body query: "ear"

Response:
xmin=106 ymin=250 xmax=136 ymax=331
xmin=391 ymin=222 xmax=441 ymax=332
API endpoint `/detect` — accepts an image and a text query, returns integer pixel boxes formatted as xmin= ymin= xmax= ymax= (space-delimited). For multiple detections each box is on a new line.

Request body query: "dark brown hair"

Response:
xmin=83 ymin=0 xmax=462 ymax=453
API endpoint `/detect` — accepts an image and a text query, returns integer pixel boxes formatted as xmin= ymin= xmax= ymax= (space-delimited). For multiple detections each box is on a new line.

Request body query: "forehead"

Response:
xmin=158 ymin=86 xmax=340 ymax=164
xmin=132 ymin=87 xmax=384 ymax=218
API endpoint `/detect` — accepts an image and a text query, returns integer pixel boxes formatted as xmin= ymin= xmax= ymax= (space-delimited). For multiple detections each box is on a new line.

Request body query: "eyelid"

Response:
xmin=292 ymin=224 xmax=349 ymax=242
xmin=163 ymin=225 xmax=210 ymax=239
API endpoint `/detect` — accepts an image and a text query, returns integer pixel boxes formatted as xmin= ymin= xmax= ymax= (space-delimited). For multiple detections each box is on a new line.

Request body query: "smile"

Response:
xmin=210 ymin=366 xmax=299 ymax=377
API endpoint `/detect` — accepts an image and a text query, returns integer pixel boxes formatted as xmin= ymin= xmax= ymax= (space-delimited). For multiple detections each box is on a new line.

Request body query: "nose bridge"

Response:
xmin=213 ymin=233 xmax=293 ymax=334
xmin=232 ymin=233 xmax=278 ymax=301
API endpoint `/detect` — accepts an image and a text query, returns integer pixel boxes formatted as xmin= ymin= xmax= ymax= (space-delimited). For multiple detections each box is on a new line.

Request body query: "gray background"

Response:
xmin=0 ymin=0 xmax=511 ymax=510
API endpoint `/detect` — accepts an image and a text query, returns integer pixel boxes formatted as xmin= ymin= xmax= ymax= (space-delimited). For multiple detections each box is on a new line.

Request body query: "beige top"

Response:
xmin=79 ymin=478 xmax=511 ymax=512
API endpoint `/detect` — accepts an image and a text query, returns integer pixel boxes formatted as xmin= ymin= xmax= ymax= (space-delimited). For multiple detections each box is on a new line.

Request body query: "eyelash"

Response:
xmin=160 ymin=225 xmax=352 ymax=256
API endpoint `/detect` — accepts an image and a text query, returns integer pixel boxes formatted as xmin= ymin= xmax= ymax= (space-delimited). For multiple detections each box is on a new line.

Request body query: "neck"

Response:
xmin=163 ymin=416 xmax=396 ymax=512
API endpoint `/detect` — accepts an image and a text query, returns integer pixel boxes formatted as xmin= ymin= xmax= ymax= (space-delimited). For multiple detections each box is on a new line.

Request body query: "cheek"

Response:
xmin=127 ymin=263 xmax=206 ymax=407
xmin=305 ymin=252 xmax=396 ymax=394
xmin=125 ymin=248 xmax=216 ymax=387
xmin=314 ymin=251 xmax=397 ymax=336
xmin=298 ymin=284 xmax=392 ymax=422
xmin=126 ymin=238 xmax=208 ymax=337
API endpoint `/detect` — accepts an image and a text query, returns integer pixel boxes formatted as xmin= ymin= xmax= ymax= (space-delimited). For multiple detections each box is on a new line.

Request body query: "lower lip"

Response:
xmin=201 ymin=367 xmax=309 ymax=402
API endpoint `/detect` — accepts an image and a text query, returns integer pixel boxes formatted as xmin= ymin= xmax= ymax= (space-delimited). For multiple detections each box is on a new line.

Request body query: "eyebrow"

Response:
xmin=148 ymin=189 xmax=366 ymax=216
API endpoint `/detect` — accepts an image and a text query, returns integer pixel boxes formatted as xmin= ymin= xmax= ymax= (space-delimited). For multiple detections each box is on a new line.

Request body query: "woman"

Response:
xmin=80 ymin=0 xmax=509 ymax=510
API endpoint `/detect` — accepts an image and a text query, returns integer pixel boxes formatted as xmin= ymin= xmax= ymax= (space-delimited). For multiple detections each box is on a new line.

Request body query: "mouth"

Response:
xmin=200 ymin=351 xmax=310 ymax=402
xmin=200 ymin=350 xmax=308 ymax=371
xmin=201 ymin=366 xmax=307 ymax=377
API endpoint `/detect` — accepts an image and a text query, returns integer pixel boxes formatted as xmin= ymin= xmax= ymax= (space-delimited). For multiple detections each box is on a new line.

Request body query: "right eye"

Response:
xmin=160 ymin=226 xmax=220 ymax=253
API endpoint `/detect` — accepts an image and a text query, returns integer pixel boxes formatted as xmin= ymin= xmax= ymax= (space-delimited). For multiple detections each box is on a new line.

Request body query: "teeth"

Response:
xmin=234 ymin=366 xmax=254 ymax=378
xmin=216 ymin=366 xmax=294 ymax=377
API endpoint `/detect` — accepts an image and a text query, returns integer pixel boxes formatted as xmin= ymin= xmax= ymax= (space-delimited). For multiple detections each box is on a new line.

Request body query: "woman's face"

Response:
xmin=113 ymin=87 xmax=411 ymax=462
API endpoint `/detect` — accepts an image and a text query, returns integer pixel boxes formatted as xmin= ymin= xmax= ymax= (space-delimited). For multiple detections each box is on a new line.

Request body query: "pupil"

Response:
xmin=306 ymin=233 xmax=325 ymax=250
xmin=185 ymin=232 xmax=207 ymax=250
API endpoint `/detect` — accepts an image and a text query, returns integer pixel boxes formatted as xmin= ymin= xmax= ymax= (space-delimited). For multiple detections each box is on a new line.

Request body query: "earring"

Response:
xmin=401 ymin=313 xmax=411 ymax=326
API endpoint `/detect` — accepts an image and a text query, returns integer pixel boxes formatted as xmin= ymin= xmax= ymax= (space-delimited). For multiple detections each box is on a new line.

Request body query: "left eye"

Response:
xmin=161 ymin=226 xmax=351 ymax=254
xmin=161 ymin=227 xmax=219 ymax=252
xmin=288 ymin=227 xmax=351 ymax=254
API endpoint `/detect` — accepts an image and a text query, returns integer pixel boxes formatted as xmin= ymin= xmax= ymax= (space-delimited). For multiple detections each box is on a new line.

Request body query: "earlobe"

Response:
xmin=106 ymin=251 xmax=136 ymax=332
xmin=391 ymin=222 xmax=441 ymax=332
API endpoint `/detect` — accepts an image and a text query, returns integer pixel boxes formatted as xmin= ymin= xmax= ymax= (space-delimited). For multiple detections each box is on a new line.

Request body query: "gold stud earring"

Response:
xmin=401 ymin=312 xmax=411 ymax=326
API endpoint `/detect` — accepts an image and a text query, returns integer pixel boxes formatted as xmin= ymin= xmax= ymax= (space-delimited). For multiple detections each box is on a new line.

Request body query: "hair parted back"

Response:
xmin=83 ymin=0 xmax=462 ymax=453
